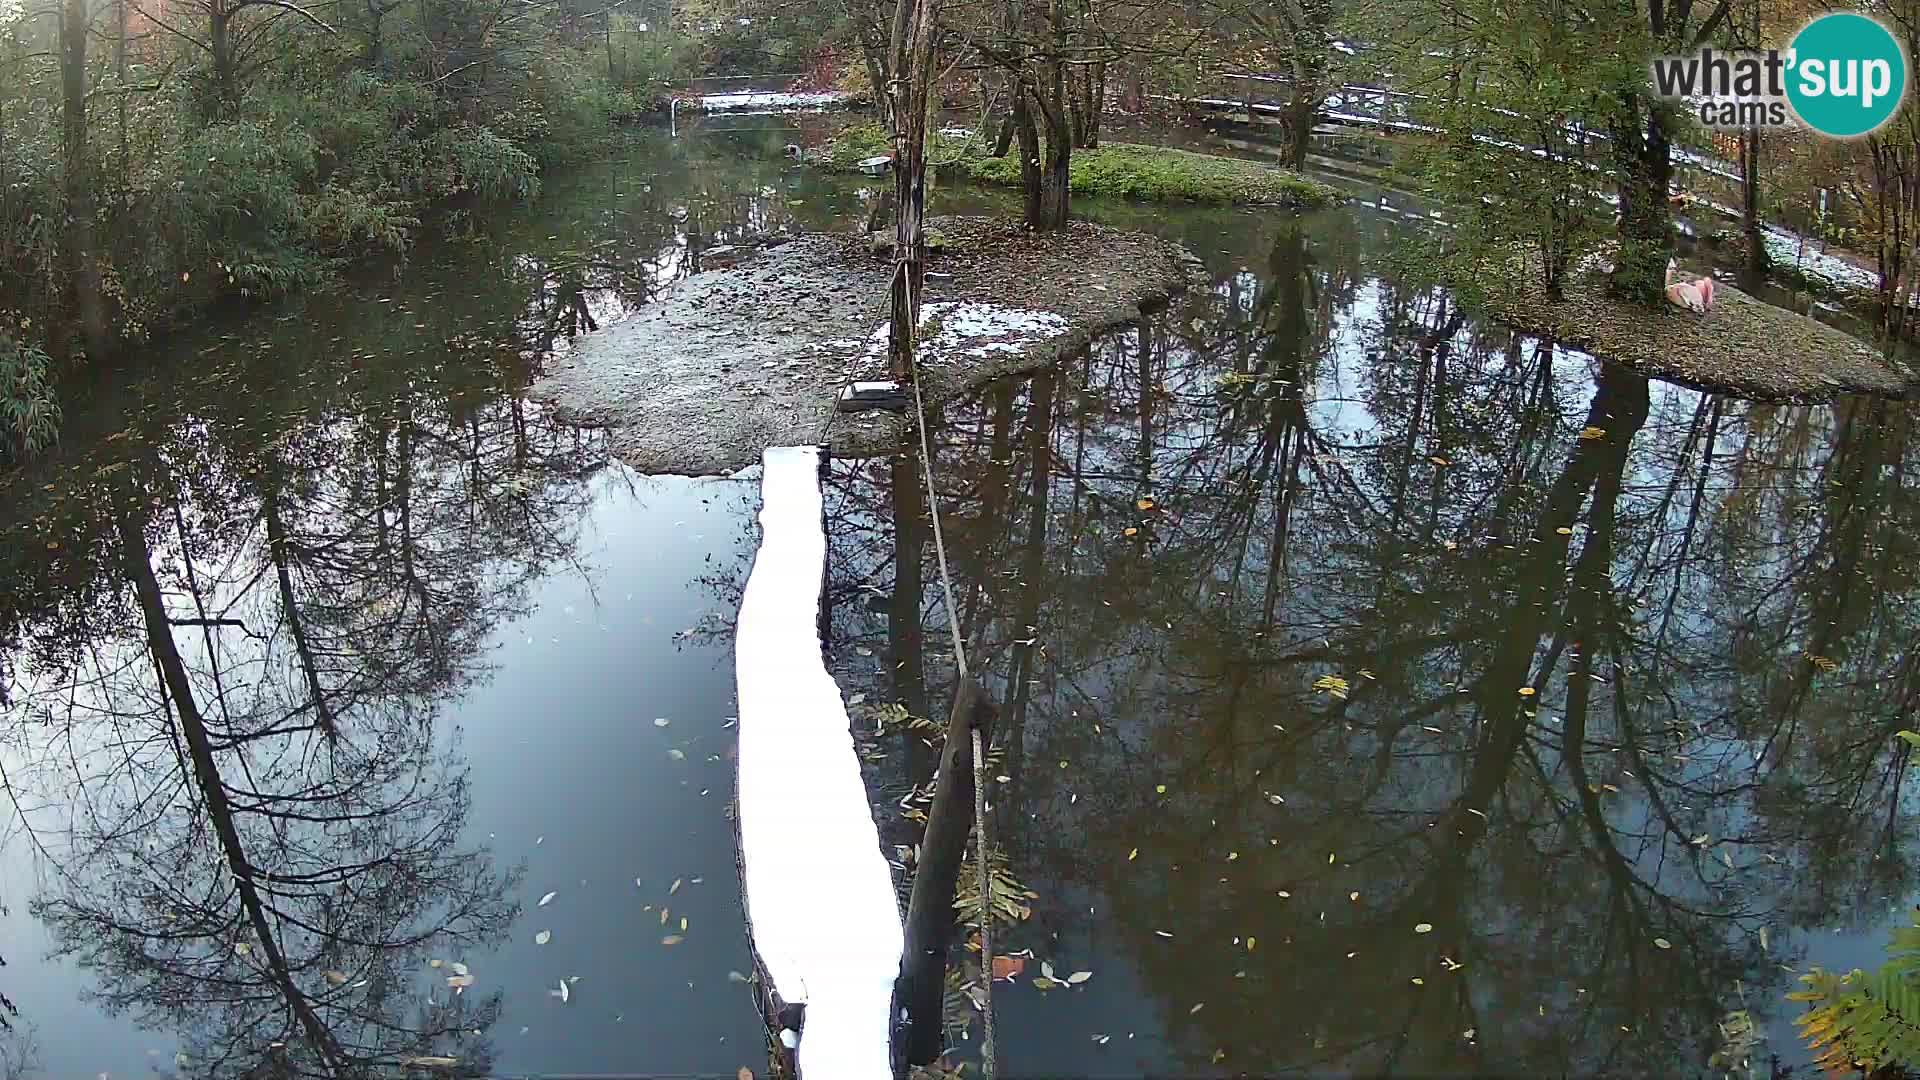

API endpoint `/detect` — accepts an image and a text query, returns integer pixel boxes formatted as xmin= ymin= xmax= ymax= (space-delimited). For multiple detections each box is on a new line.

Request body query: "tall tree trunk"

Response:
xmin=1014 ymin=86 xmax=1044 ymax=225
xmin=884 ymin=0 xmax=940 ymax=384
xmin=61 ymin=0 xmax=106 ymax=359
xmin=1083 ymin=61 xmax=1104 ymax=148
xmin=210 ymin=1 xmax=236 ymax=117
xmin=1608 ymin=98 xmax=1675 ymax=305
xmin=1740 ymin=123 xmax=1767 ymax=278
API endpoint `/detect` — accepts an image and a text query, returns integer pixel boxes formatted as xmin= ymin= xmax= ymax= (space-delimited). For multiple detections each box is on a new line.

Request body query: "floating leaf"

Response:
xmin=1653 ymin=937 xmax=1672 ymax=950
xmin=670 ymin=878 xmax=683 ymax=895
xmin=450 ymin=962 xmax=469 ymax=976
xmin=1579 ymin=426 xmax=1606 ymax=440
xmin=428 ymin=959 xmax=443 ymax=968
xmin=1136 ymin=498 xmax=1155 ymax=511
xmin=1313 ymin=674 xmax=1350 ymax=700
xmin=234 ymin=942 xmax=253 ymax=956
xmin=1123 ymin=527 xmax=1139 ymax=537
xmin=1190 ymin=1002 xmax=1205 ymax=1014
xmin=1555 ymin=526 xmax=1573 ymax=535
xmin=1041 ymin=960 xmax=1056 ymax=979
xmin=668 ymin=749 xmax=686 ymax=761
xmin=447 ymin=974 xmax=474 ymax=990
xmin=661 ymin=935 xmax=684 ymax=946
xmin=1517 ymin=687 xmax=1537 ymax=697
xmin=400 ymin=1057 xmax=460 ymax=1068
xmin=1068 ymin=971 xmax=1092 ymax=984
xmin=1033 ymin=976 xmax=1057 ymax=989
xmin=552 ymin=980 xmax=570 ymax=1003
xmin=654 ymin=718 xmax=670 ymax=727
xmin=729 ymin=970 xmax=751 ymax=983
xmin=1811 ymin=655 xmax=1839 ymax=673
xmin=323 ymin=970 xmax=349 ymax=985
xmin=535 ymin=931 xmax=551 ymax=945
xmin=538 ymin=892 xmax=557 ymax=907
xmin=1415 ymin=923 xmax=1434 ymax=934
xmin=1127 ymin=847 xmax=1138 ymax=861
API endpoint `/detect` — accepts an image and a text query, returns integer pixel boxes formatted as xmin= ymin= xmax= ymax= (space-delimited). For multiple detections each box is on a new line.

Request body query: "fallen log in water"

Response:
xmin=734 ymin=445 xmax=904 ymax=1080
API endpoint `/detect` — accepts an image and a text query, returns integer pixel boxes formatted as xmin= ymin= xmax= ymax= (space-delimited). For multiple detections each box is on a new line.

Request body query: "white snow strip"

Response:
xmin=857 ymin=301 xmax=1070 ymax=368
xmin=701 ymin=91 xmax=847 ymax=113
xmin=735 ymin=446 xmax=902 ymax=1080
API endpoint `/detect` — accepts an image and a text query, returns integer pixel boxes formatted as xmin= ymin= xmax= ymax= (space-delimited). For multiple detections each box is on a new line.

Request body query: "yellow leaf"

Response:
xmin=1136 ymin=498 xmax=1155 ymax=511
xmin=1123 ymin=527 xmax=1139 ymax=537
xmin=1517 ymin=687 xmax=1536 ymax=697
xmin=1579 ymin=426 xmax=1606 ymax=440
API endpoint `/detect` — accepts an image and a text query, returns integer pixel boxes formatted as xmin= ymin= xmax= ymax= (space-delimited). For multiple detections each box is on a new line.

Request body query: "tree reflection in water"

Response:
xmin=826 ymin=212 xmax=1920 ymax=1075
xmin=0 ymin=329 xmax=615 ymax=1079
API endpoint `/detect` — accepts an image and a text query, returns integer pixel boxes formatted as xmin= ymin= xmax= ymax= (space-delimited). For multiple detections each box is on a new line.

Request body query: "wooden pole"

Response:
xmin=892 ymin=674 xmax=993 ymax=1072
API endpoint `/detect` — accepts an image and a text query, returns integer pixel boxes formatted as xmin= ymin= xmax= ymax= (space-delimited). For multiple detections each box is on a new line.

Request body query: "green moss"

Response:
xmin=821 ymin=122 xmax=896 ymax=171
xmin=816 ymin=125 xmax=1335 ymax=208
xmin=966 ymin=143 xmax=1336 ymax=207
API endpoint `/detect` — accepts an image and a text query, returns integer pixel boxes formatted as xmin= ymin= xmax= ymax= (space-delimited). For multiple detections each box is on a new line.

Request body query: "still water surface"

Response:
xmin=0 ymin=121 xmax=1911 ymax=1077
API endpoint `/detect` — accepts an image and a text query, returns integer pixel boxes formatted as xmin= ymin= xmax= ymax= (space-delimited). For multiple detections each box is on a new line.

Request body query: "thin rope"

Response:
xmin=904 ymin=298 xmax=995 ymax=1078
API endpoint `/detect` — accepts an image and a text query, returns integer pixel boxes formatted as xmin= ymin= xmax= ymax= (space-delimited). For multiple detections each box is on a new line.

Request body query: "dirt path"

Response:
xmin=530 ymin=216 xmax=1208 ymax=475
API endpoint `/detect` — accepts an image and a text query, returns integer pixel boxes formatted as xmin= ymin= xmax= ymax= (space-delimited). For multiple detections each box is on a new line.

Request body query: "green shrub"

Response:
xmin=0 ymin=332 xmax=59 ymax=463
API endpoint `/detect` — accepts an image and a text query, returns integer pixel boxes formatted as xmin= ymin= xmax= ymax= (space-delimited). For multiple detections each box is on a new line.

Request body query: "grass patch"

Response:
xmin=967 ymin=142 xmax=1336 ymax=207
xmin=815 ymin=122 xmax=1336 ymax=207
xmin=1480 ymin=261 xmax=1911 ymax=401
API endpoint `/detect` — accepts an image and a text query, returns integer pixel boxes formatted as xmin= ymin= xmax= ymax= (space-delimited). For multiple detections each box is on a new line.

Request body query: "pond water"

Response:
xmin=0 ymin=118 xmax=1912 ymax=1078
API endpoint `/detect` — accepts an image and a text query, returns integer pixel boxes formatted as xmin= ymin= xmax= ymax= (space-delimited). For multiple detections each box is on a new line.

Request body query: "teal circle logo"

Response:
xmin=1785 ymin=13 xmax=1908 ymax=138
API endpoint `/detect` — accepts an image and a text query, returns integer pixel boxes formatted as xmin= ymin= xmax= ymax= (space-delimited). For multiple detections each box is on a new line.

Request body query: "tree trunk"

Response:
xmin=1608 ymin=98 xmax=1675 ymax=305
xmin=1740 ymin=123 xmax=1768 ymax=277
xmin=1084 ymin=61 xmax=1104 ymax=148
xmin=61 ymin=0 xmax=106 ymax=359
xmin=893 ymin=676 xmax=994 ymax=1068
xmin=1014 ymin=87 xmax=1044 ymax=227
xmin=1285 ymin=90 xmax=1315 ymax=170
xmin=210 ymin=0 xmax=236 ymax=117
xmin=884 ymin=0 xmax=939 ymax=384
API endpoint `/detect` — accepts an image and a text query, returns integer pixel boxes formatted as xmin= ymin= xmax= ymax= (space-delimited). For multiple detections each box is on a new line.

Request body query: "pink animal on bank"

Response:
xmin=1663 ymin=259 xmax=1717 ymax=314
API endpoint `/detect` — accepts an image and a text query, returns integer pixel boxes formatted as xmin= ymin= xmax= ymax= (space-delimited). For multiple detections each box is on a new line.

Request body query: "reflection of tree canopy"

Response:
xmin=0 ymin=307 xmax=617 ymax=1075
xmin=826 ymin=208 xmax=1920 ymax=1074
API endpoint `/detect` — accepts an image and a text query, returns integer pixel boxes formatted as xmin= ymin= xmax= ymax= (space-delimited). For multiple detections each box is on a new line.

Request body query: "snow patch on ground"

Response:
xmin=701 ymin=91 xmax=847 ymax=113
xmin=856 ymin=302 xmax=1072 ymax=368
xmin=735 ymin=446 xmax=901 ymax=1080
xmin=1762 ymin=230 xmax=1881 ymax=293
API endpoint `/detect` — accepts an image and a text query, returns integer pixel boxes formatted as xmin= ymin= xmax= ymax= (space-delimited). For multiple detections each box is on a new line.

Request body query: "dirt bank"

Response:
xmin=530 ymin=216 xmax=1208 ymax=475
xmin=1486 ymin=269 xmax=1915 ymax=402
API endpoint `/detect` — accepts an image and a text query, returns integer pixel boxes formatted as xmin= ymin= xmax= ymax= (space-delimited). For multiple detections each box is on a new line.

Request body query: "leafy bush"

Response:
xmin=1792 ymin=913 xmax=1920 ymax=1072
xmin=0 ymin=332 xmax=59 ymax=463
